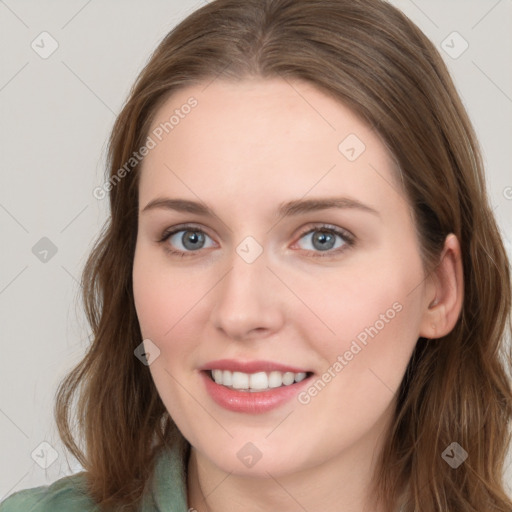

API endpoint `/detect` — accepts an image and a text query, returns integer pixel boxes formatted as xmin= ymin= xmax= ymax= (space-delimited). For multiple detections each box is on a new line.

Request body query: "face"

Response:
xmin=132 ymin=77 xmax=433 ymax=477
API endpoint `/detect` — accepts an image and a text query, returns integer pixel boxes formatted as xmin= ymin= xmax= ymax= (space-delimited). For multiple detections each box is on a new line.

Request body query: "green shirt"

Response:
xmin=0 ymin=438 xmax=190 ymax=511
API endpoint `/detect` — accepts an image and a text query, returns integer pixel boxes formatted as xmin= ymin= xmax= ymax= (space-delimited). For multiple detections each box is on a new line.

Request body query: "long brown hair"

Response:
xmin=55 ymin=0 xmax=512 ymax=510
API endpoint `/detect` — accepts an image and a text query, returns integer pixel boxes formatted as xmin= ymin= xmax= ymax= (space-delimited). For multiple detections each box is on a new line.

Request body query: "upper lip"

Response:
xmin=199 ymin=359 xmax=311 ymax=374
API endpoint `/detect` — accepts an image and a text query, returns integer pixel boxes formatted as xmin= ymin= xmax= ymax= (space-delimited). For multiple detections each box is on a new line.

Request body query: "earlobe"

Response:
xmin=419 ymin=234 xmax=464 ymax=339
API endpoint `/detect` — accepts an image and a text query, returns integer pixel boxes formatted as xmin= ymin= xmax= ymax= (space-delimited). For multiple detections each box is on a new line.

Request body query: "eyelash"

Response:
xmin=157 ymin=223 xmax=355 ymax=259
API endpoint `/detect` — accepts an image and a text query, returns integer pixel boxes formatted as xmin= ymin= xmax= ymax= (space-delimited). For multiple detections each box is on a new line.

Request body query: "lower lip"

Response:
xmin=200 ymin=371 xmax=312 ymax=414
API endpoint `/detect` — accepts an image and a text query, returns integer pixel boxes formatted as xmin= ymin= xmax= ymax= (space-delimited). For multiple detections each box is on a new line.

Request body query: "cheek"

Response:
xmin=132 ymin=245 xmax=215 ymax=381
xmin=133 ymin=245 xmax=198 ymax=339
xmin=293 ymin=285 xmax=421 ymax=444
xmin=304 ymin=254 xmax=424 ymax=386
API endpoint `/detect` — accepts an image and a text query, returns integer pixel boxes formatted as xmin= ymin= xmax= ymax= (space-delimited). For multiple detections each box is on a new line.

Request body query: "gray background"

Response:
xmin=1 ymin=0 xmax=511 ymax=500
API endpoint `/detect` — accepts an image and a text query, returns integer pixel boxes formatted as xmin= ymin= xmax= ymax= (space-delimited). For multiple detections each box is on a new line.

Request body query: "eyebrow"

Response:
xmin=141 ymin=196 xmax=380 ymax=218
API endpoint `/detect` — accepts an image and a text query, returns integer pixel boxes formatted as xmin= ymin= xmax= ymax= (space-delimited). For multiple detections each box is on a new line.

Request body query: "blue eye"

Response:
xmin=158 ymin=223 xmax=355 ymax=258
xmin=295 ymin=226 xmax=353 ymax=256
xmin=159 ymin=226 xmax=215 ymax=256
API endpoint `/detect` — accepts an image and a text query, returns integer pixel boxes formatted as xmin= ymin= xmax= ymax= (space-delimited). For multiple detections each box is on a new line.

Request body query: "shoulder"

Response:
xmin=0 ymin=472 xmax=99 ymax=512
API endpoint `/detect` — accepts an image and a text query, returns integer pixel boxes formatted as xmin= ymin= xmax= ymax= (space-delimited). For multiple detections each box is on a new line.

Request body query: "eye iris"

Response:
xmin=312 ymin=230 xmax=335 ymax=251
xmin=182 ymin=230 xmax=204 ymax=250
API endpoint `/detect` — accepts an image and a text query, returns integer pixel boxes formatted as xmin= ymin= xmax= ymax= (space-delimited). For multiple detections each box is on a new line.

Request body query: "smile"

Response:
xmin=210 ymin=369 xmax=307 ymax=392
xmin=209 ymin=369 xmax=310 ymax=391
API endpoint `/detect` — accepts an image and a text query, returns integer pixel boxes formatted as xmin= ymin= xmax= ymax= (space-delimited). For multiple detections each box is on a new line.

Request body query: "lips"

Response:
xmin=199 ymin=359 xmax=311 ymax=374
xmin=198 ymin=359 xmax=314 ymax=413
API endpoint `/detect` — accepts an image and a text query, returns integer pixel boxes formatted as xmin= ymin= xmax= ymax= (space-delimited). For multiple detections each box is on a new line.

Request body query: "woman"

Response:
xmin=1 ymin=0 xmax=511 ymax=511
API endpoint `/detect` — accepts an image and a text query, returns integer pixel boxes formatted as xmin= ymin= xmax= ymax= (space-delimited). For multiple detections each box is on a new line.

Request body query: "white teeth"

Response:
xmin=282 ymin=372 xmax=295 ymax=385
xmin=268 ymin=371 xmax=283 ymax=388
xmin=249 ymin=372 xmax=268 ymax=390
xmin=294 ymin=372 xmax=307 ymax=382
xmin=222 ymin=370 xmax=232 ymax=386
xmin=232 ymin=371 xmax=249 ymax=389
xmin=209 ymin=369 xmax=310 ymax=391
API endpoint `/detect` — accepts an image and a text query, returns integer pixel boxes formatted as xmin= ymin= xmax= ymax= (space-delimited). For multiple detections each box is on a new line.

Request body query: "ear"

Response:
xmin=419 ymin=234 xmax=464 ymax=339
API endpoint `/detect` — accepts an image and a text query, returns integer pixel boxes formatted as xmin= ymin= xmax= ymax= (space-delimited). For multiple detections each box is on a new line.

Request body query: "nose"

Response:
xmin=209 ymin=246 xmax=286 ymax=341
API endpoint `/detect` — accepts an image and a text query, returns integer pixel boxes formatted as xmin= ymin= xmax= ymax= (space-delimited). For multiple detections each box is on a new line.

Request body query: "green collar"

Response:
xmin=142 ymin=434 xmax=190 ymax=512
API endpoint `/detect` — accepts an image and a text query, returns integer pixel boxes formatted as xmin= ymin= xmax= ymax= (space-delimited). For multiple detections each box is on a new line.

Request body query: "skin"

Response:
xmin=132 ymin=77 xmax=463 ymax=512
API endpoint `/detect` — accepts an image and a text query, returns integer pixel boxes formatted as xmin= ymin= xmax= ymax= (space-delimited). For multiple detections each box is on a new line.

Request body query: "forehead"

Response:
xmin=139 ymin=77 xmax=404 ymax=212
xmin=145 ymin=77 xmax=386 ymax=156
